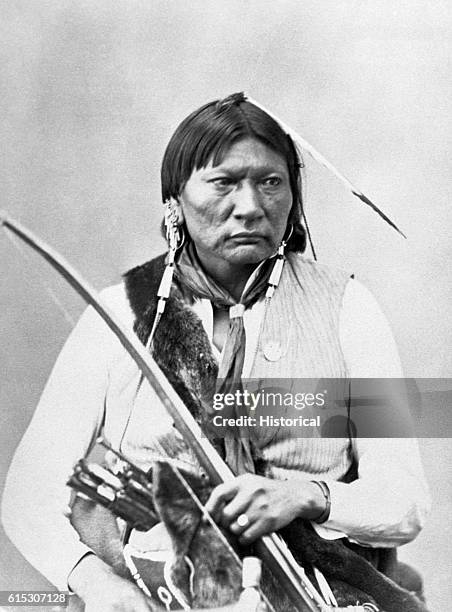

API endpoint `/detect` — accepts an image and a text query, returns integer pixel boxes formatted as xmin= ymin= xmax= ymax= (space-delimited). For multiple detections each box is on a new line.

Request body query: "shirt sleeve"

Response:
xmin=1 ymin=286 xmax=128 ymax=589
xmin=316 ymin=279 xmax=431 ymax=547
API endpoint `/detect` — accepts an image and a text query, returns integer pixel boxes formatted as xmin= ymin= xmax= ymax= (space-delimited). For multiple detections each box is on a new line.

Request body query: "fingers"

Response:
xmin=229 ymin=512 xmax=251 ymax=535
xmin=221 ymin=490 xmax=253 ymax=528
xmin=236 ymin=518 xmax=269 ymax=544
xmin=229 ymin=511 xmax=275 ymax=543
xmin=205 ymin=475 xmax=260 ymax=525
xmin=204 ymin=481 xmax=239 ymax=522
xmin=204 ymin=475 xmax=281 ymax=544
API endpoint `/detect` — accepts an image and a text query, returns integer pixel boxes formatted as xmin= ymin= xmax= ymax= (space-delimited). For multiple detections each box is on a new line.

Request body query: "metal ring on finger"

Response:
xmin=237 ymin=513 xmax=250 ymax=528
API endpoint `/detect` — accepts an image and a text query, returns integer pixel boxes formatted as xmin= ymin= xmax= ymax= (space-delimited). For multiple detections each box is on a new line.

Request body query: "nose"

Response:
xmin=231 ymin=181 xmax=264 ymax=221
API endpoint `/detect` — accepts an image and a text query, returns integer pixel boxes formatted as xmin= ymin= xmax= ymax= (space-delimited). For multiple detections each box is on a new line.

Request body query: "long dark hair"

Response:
xmin=161 ymin=93 xmax=306 ymax=252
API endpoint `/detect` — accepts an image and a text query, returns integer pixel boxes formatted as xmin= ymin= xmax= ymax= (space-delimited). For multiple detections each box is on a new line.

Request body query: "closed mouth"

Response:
xmin=230 ymin=232 xmax=265 ymax=240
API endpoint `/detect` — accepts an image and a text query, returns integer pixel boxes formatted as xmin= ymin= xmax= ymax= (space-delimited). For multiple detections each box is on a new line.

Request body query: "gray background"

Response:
xmin=0 ymin=1 xmax=451 ymax=610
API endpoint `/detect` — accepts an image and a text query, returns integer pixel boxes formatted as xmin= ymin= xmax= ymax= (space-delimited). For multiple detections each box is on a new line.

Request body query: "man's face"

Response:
xmin=178 ymin=138 xmax=293 ymax=271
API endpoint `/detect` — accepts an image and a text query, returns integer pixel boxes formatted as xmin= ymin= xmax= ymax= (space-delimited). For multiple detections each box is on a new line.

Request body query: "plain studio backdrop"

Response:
xmin=0 ymin=1 xmax=451 ymax=610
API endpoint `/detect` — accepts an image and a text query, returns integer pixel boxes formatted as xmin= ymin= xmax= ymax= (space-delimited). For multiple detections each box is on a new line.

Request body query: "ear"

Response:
xmin=169 ymin=197 xmax=185 ymax=225
xmin=153 ymin=460 xmax=190 ymax=507
xmin=153 ymin=461 xmax=209 ymax=502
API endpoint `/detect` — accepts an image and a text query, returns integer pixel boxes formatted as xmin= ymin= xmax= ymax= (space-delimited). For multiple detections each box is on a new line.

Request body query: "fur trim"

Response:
xmin=123 ymin=254 xmax=221 ymax=451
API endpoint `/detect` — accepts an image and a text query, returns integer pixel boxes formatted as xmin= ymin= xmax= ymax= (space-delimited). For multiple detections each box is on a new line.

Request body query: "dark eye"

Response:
xmin=262 ymin=176 xmax=282 ymax=188
xmin=211 ymin=177 xmax=234 ymax=189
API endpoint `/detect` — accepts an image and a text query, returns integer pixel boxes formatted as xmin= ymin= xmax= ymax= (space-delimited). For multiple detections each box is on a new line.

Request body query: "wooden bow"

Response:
xmin=1 ymin=210 xmax=329 ymax=612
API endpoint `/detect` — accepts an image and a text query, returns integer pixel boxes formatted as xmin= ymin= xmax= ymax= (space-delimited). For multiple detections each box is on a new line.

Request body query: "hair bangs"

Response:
xmin=160 ymin=93 xmax=306 ymax=252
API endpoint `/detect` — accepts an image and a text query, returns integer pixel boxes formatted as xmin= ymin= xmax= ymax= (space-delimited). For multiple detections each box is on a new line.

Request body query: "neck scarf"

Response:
xmin=176 ymin=242 xmax=273 ymax=380
xmin=175 ymin=241 xmax=279 ymax=474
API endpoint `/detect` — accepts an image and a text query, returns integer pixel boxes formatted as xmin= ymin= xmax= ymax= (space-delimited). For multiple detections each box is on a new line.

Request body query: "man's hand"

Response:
xmin=204 ymin=474 xmax=325 ymax=543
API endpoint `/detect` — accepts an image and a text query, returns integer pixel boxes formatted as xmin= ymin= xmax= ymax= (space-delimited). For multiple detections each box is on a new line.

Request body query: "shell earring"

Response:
xmin=164 ymin=198 xmax=184 ymax=263
xmin=146 ymin=199 xmax=185 ymax=348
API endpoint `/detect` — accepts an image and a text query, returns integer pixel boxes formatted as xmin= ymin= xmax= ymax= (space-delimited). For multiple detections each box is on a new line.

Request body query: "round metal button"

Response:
xmin=263 ymin=340 xmax=282 ymax=361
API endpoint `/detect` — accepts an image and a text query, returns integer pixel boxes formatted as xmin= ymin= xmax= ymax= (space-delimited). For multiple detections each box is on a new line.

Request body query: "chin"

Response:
xmin=227 ymin=245 xmax=274 ymax=266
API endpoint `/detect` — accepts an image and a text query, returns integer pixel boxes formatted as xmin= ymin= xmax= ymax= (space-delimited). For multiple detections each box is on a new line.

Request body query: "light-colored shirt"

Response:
xmin=1 ymin=278 xmax=430 ymax=589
